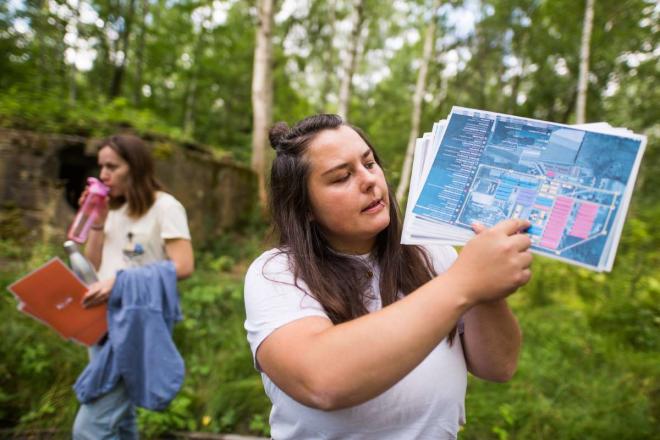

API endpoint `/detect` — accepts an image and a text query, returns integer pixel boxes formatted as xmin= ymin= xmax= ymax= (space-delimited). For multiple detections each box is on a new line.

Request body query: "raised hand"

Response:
xmin=77 ymin=186 xmax=109 ymax=227
xmin=448 ymin=218 xmax=533 ymax=305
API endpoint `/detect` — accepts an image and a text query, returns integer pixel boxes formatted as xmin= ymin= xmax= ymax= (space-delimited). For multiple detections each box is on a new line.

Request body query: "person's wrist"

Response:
xmin=443 ymin=266 xmax=479 ymax=310
xmin=91 ymin=223 xmax=105 ymax=231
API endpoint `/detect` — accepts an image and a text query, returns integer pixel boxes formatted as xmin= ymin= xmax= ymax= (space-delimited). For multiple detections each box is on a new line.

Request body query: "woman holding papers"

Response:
xmin=72 ymin=134 xmax=194 ymax=439
xmin=244 ymin=114 xmax=531 ymax=439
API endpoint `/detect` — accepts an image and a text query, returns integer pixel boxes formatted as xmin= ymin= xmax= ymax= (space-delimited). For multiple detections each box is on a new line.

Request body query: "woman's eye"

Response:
xmin=365 ymin=161 xmax=376 ymax=169
xmin=335 ymin=174 xmax=350 ymax=183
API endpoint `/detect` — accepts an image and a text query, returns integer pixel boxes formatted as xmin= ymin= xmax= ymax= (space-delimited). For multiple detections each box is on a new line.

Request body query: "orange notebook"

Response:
xmin=7 ymin=258 xmax=107 ymax=346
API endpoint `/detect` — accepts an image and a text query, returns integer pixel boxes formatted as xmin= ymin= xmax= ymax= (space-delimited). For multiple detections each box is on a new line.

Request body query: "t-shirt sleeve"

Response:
xmin=244 ymin=250 xmax=329 ymax=370
xmin=424 ymin=244 xmax=464 ymax=334
xmin=157 ymin=193 xmax=191 ymax=240
xmin=424 ymin=244 xmax=458 ymax=275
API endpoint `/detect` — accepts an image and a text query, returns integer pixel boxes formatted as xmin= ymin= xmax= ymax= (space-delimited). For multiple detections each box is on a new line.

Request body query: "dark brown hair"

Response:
xmin=268 ymin=114 xmax=454 ymax=339
xmin=99 ymin=134 xmax=162 ymax=217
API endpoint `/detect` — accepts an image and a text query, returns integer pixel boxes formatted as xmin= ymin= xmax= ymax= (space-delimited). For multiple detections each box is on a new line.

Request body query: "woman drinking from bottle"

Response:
xmin=72 ymin=134 xmax=194 ymax=439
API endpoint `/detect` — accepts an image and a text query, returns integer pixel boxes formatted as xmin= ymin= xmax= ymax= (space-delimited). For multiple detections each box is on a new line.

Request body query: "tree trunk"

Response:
xmin=183 ymin=20 xmax=207 ymax=138
xmin=68 ymin=0 xmax=82 ymax=105
xmin=319 ymin=0 xmax=337 ymax=111
xmin=133 ymin=0 xmax=149 ymax=105
xmin=575 ymin=0 xmax=595 ymax=124
xmin=109 ymin=0 xmax=137 ymax=99
xmin=395 ymin=0 xmax=441 ymax=203
xmin=251 ymin=0 xmax=275 ymax=209
xmin=337 ymin=0 xmax=365 ymax=121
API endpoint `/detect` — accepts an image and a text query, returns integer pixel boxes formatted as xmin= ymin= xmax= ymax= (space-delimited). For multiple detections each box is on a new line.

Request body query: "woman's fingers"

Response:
xmin=82 ymin=289 xmax=98 ymax=308
xmin=82 ymin=277 xmax=115 ymax=308
xmin=77 ymin=188 xmax=89 ymax=207
xmin=471 ymin=222 xmax=487 ymax=234
xmin=510 ymin=233 xmax=532 ymax=252
xmin=492 ymin=218 xmax=531 ymax=236
xmin=519 ymin=251 xmax=533 ymax=269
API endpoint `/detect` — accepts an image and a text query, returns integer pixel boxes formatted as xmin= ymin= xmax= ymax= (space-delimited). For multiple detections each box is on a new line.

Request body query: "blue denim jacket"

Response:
xmin=74 ymin=261 xmax=184 ymax=411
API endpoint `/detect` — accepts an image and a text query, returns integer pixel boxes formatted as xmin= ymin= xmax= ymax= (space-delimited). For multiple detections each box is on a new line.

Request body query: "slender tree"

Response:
xmin=109 ymin=0 xmax=137 ymax=99
xmin=337 ymin=0 xmax=365 ymax=120
xmin=396 ymin=0 xmax=441 ymax=203
xmin=319 ymin=0 xmax=337 ymax=111
xmin=575 ymin=0 xmax=595 ymax=124
xmin=251 ymin=0 xmax=275 ymax=208
xmin=132 ymin=0 xmax=149 ymax=106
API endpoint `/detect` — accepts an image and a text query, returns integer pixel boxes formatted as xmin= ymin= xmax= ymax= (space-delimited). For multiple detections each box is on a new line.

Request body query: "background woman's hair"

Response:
xmin=269 ymin=114 xmax=453 ymax=339
xmin=99 ymin=134 xmax=162 ymax=217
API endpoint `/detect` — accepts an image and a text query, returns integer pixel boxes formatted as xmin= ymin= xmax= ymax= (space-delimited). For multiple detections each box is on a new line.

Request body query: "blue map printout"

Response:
xmin=413 ymin=107 xmax=645 ymax=270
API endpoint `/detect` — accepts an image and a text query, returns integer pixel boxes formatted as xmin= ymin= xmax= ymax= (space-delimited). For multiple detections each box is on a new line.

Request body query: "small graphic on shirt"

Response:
xmin=123 ymin=232 xmax=145 ymax=265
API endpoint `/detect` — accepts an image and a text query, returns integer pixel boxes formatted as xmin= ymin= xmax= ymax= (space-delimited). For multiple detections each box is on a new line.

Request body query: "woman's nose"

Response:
xmin=358 ymin=167 xmax=376 ymax=192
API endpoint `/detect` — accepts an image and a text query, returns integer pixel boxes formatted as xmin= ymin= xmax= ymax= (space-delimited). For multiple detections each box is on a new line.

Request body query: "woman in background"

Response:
xmin=244 ymin=114 xmax=531 ymax=439
xmin=73 ymin=134 xmax=194 ymax=439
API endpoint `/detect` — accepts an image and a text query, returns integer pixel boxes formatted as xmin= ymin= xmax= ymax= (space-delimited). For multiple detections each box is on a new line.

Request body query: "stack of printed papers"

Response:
xmin=402 ymin=106 xmax=647 ymax=272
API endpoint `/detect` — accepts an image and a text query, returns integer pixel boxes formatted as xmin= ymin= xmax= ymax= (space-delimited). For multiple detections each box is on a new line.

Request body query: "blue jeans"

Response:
xmin=72 ymin=381 xmax=138 ymax=439
xmin=72 ymin=346 xmax=138 ymax=439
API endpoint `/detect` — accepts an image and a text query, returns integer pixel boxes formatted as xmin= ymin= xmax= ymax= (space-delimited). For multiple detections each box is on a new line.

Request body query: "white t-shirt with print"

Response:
xmin=97 ymin=191 xmax=191 ymax=280
xmin=244 ymin=245 xmax=467 ymax=440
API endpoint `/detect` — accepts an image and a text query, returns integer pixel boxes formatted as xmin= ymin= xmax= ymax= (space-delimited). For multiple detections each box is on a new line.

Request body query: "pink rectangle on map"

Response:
xmin=540 ymin=196 xmax=574 ymax=249
xmin=569 ymin=202 xmax=598 ymax=239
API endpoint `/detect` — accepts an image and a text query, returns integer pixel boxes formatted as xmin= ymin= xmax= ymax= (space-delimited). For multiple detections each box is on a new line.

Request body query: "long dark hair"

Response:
xmin=99 ymin=134 xmax=162 ymax=217
xmin=269 ymin=114 xmax=447 ymax=329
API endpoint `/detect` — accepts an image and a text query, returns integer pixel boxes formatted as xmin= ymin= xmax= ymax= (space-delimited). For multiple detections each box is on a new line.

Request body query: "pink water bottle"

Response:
xmin=67 ymin=177 xmax=110 ymax=244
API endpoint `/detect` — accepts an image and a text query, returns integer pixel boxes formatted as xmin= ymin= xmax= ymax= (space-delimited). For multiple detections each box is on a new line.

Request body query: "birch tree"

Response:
xmin=132 ymin=0 xmax=149 ymax=106
xmin=575 ymin=0 xmax=595 ymax=124
xmin=251 ymin=0 xmax=275 ymax=208
xmin=109 ymin=0 xmax=137 ymax=98
xmin=337 ymin=0 xmax=365 ymax=120
xmin=319 ymin=0 xmax=338 ymax=110
xmin=395 ymin=0 xmax=441 ymax=203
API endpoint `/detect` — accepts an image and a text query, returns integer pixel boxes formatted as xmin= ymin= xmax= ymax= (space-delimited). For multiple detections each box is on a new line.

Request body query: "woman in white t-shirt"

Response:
xmin=72 ymin=134 xmax=194 ymax=439
xmin=244 ymin=114 xmax=532 ymax=439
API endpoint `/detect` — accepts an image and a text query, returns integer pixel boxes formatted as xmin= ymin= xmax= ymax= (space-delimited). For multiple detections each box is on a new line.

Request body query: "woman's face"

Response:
xmin=98 ymin=146 xmax=130 ymax=198
xmin=306 ymin=125 xmax=390 ymax=254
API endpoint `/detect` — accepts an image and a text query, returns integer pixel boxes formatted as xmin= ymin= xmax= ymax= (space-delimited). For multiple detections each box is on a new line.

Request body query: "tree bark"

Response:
xmin=337 ymin=0 xmax=365 ymax=121
xmin=68 ymin=0 xmax=82 ymax=105
xmin=395 ymin=0 xmax=441 ymax=203
xmin=183 ymin=17 xmax=208 ymax=138
xmin=133 ymin=0 xmax=149 ymax=105
xmin=319 ymin=0 xmax=337 ymax=111
xmin=251 ymin=0 xmax=275 ymax=209
xmin=109 ymin=0 xmax=137 ymax=99
xmin=575 ymin=0 xmax=595 ymax=124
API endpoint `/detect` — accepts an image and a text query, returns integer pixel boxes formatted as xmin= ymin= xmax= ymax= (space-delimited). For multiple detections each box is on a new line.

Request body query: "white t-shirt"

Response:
xmin=244 ymin=245 xmax=467 ymax=440
xmin=98 ymin=191 xmax=191 ymax=280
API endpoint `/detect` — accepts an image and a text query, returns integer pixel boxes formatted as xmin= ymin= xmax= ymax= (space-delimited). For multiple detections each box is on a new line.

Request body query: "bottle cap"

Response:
xmin=63 ymin=240 xmax=79 ymax=253
xmin=87 ymin=177 xmax=110 ymax=197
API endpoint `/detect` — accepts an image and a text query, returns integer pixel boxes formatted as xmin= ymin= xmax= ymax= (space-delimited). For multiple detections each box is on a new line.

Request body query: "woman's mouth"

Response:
xmin=362 ymin=199 xmax=385 ymax=213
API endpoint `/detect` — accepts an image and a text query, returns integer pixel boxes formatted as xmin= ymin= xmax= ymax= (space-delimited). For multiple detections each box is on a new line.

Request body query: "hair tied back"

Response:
xmin=269 ymin=122 xmax=290 ymax=151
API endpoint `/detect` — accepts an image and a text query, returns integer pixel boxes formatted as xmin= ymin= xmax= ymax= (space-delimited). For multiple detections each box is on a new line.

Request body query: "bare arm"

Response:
xmin=256 ymin=219 xmax=532 ymax=411
xmin=164 ymin=238 xmax=194 ymax=280
xmin=461 ymin=299 xmax=522 ymax=382
xmin=79 ymin=189 xmax=108 ymax=270
xmin=460 ymin=223 xmax=525 ymax=382
xmin=85 ymin=227 xmax=105 ymax=270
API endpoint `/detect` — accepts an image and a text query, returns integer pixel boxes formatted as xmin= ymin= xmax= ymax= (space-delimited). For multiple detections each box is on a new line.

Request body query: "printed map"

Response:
xmin=413 ymin=108 xmax=645 ymax=269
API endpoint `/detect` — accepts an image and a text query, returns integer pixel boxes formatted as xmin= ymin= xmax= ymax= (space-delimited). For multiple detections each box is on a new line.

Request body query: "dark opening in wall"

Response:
xmin=57 ymin=145 xmax=98 ymax=211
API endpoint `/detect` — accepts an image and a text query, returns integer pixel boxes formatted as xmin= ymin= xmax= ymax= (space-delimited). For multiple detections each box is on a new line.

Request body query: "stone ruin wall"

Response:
xmin=0 ymin=129 xmax=258 ymax=250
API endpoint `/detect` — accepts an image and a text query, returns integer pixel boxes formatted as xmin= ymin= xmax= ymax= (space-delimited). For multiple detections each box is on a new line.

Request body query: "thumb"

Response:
xmin=471 ymin=222 xmax=487 ymax=234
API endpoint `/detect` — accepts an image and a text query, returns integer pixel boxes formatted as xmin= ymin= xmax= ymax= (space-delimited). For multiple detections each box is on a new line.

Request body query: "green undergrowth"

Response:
xmin=0 ymin=211 xmax=658 ymax=438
